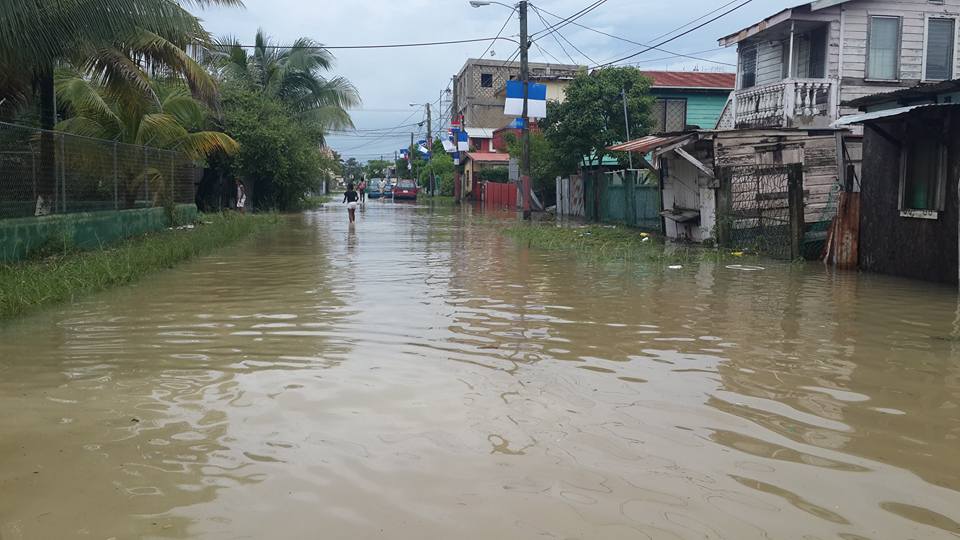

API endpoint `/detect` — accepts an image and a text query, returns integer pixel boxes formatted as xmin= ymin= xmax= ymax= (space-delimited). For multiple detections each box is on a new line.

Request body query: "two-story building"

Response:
xmin=718 ymin=0 xmax=960 ymax=130
xmin=641 ymin=71 xmax=735 ymax=132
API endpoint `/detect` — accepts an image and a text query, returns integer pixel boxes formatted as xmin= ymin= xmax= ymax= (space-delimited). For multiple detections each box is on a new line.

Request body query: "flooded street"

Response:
xmin=2 ymin=202 xmax=959 ymax=539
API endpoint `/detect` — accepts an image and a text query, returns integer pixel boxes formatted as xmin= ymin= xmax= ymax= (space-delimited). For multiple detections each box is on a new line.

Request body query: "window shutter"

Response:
xmin=925 ymin=18 xmax=955 ymax=80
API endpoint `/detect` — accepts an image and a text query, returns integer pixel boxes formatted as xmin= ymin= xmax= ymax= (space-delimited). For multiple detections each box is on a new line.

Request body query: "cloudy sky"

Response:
xmin=193 ymin=0 xmax=783 ymax=162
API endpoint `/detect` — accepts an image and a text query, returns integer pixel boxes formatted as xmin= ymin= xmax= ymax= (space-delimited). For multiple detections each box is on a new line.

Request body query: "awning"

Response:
xmin=465 ymin=127 xmax=495 ymax=139
xmin=831 ymin=103 xmax=959 ymax=127
xmin=607 ymin=134 xmax=693 ymax=153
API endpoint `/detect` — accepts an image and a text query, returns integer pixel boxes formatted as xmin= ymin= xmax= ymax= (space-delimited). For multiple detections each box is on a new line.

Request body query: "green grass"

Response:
xmin=294 ymin=194 xmax=333 ymax=210
xmin=0 ymin=212 xmax=281 ymax=320
xmin=503 ymin=224 xmax=752 ymax=264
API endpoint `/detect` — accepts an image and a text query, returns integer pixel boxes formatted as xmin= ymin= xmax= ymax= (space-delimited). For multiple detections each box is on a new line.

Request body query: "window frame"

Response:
xmin=866 ymin=15 xmax=903 ymax=82
xmin=651 ymin=97 xmax=688 ymax=133
xmin=480 ymin=73 xmax=493 ymax=88
xmin=739 ymin=45 xmax=758 ymax=89
xmin=898 ymin=128 xmax=948 ymax=217
xmin=922 ymin=15 xmax=958 ymax=82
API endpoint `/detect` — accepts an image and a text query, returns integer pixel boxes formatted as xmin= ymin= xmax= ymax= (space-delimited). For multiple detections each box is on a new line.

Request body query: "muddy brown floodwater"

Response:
xmin=1 ymin=203 xmax=960 ymax=539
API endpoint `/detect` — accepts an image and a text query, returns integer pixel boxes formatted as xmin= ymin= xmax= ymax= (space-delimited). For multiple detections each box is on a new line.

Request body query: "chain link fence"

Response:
xmin=0 ymin=122 xmax=200 ymax=219
xmin=719 ymin=163 xmax=804 ymax=259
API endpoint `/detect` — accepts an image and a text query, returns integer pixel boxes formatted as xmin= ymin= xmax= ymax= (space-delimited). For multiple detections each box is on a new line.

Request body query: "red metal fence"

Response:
xmin=483 ymin=181 xmax=517 ymax=209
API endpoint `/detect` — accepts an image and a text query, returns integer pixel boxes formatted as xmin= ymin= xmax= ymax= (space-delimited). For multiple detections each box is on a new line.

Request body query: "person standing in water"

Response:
xmin=343 ymin=183 xmax=359 ymax=223
xmin=236 ymin=181 xmax=247 ymax=213
xmin=357 ymin=178 xmax=367 ymax=205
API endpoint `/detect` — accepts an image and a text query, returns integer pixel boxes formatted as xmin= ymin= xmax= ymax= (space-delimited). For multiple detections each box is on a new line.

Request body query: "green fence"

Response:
xmin=584 ymin=169 xmax=661 ymax=230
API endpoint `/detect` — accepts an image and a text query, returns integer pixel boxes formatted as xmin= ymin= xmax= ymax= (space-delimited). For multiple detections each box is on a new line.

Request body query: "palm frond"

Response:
xmin=54 ymin=70 xmax=123 ymax=129
xmin=176 ymin=130 xmax=240 ymax=160
xmin=137 ymin=112 xmax=190 ymax=147
xmin=124 ymin=30 xmax=218 ymax=101
xmin=54 ymin=116 xmax=113 ymax=140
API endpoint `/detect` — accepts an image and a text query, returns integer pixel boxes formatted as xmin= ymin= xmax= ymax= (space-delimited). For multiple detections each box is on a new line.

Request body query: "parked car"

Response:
xmin=366 ymin=178 xmax=385 ymax=199
xmin=382 ymin=183 xmax=394 ymax=199
xmin=393 ymin=179 xmax=419 ymax=200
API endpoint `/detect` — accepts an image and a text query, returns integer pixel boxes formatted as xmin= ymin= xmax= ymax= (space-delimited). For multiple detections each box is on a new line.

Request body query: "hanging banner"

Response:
xmin=457 ymin=129 xmax=469 ymax=151
xmin=453 ymin=151 xmax=460 ymax=166
xmin=504 ymin=80 xmax=548 ymax=118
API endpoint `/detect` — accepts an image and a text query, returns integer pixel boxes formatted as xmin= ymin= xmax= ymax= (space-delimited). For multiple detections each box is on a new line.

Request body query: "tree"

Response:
xmin=364 ymin=160 xmax=392 ymax=179
xmin=215 ymin=29 xmax=360 ymax=137
xmin=342 ymin=158 xmax=363 ymax=182
xmin=0 ymin=0 xmax=239 ymax=207
xmin=55 ymin=73 xmax=239 ymax=208
xmin=541 ymin=68 xmax=654 ymax=170
xmin=504 ymin=131 xmax=563 ymax=205
xmin=213 ymin=83 xmax=329 ymax=210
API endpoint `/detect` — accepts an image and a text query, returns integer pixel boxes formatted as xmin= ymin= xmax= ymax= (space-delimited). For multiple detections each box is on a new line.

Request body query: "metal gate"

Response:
xmin=717 ymin=163 xmax=804 ymax=259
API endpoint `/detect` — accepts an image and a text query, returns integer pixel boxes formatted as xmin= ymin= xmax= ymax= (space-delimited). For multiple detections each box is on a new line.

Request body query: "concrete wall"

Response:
xmin=0 ymin=204 xmax=198 ymax=262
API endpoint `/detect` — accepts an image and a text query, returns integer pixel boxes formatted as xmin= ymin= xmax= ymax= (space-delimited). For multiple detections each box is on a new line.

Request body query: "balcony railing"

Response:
xmin=733 ymin=79 xmax=838 ymax=129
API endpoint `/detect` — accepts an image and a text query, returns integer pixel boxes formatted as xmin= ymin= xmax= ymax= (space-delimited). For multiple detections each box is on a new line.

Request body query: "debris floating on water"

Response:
xmin=668 ymin=265 xmax=683 ymax=270
xmin=726 ymin=264 xmax=765 ymax=271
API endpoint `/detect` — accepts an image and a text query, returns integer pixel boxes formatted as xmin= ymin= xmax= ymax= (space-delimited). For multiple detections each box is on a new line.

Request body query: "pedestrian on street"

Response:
xmin=236 ymin=181 xmax=247 ymax=213
xmin=358 ymin=179 xmax=367 ymax=205
xmin=343 ymin=183 xmax=359 ymax=223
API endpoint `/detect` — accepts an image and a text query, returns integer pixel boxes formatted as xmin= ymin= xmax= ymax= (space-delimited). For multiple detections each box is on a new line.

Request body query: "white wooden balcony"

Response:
xmin=733 ymin=78 xmax=839 ymax=129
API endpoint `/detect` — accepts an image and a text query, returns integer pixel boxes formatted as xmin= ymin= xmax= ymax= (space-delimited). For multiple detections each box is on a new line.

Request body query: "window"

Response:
xmin=925 ymin=18 xmax=956 ymax=80
xmin=868 ymin=16 xmax=901 ymax=80
xmin=651 ymin=98 xmax=687 ymax=133
xmin=740 ymin=46 xmax=757 ymax=88
xmin=480 ymin=73 xmax=493 ymax=88
xmin=900 ymin=132 xmax=947 ymax=213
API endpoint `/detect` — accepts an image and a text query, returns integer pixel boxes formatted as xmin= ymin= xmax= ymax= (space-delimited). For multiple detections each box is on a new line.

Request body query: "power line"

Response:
xmin=592 ymin=0 xmax=754 ymax=69
xmin=477 ymin=6 xmax=518 ymax=60
xmin=531 ymin=6 xmax=579 ymax=65
xmin=228 ymin=36 xmax=519 ymax=50
xmin=647 ymin=0 xmax=745 ymax=43
xmin=336 ymin=108 xmax=424 ymax=152
xmin=530 ymin=5 xmax=596 ymax=65
xmin=530 ymin=0 xmax=608 ymax=40
xmin=531 ymin=4 xmax=735 ymax=67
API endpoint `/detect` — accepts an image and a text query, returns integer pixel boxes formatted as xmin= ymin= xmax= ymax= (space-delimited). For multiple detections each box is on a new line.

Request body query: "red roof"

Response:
xmin=464 ymin=152 xmax=510 ymax=163
xmin=640 ymin=71 xmax=735 ymax=90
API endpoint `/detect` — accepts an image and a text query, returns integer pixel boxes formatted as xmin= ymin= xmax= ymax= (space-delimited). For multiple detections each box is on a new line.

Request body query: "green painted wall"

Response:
xmin=0 ymin=205 xmax=197 ymax=262
xmin=651 ymin=90 xmax=731 ymax=130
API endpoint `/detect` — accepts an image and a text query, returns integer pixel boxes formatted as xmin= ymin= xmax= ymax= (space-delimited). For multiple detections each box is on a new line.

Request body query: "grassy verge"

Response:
xmin=0 ymin=212 xmax=281 ymax=320
xmin=503 ymin=224 xmax=752 ymax=264
xmin=294 ymin=194 xmax=333 ymax=210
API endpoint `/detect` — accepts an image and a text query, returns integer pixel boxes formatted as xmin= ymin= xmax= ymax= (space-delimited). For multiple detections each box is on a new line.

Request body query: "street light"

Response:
xmin=469 ymin=0 xmax=531 ymax=219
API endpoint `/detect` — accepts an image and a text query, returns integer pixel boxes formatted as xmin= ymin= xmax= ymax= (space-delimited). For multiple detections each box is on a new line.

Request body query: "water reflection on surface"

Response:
xmin=1 ymin=202 xmax=959 ymax=539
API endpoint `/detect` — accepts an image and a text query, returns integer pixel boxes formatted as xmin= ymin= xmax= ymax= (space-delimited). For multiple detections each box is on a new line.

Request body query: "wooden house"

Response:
xmin=717 ymin=0 xmax=960 ymax=131
xmin=835 ymin=80 xmax=960 ymax=283
xmin=610 ymin=128 xmax=842 ymax=257
xmin=640 ymin=71 xmax=735 ymax=132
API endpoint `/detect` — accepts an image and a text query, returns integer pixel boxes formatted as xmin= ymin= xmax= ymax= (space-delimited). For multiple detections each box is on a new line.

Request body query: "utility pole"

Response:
xmin=621 ymin=87 xmax=633 ymax=170
xmin=519 ymin=0 xmax=531 ymax=219
xmin=425 ymin=102 xmax=434 ymax=196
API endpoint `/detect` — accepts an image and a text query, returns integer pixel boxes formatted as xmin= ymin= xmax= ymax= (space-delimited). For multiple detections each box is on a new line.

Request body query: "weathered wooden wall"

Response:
xmin=713 ymin=129 xmax=840 ymax=224
xmin=858 ymin=111 xmax=960 ymax=283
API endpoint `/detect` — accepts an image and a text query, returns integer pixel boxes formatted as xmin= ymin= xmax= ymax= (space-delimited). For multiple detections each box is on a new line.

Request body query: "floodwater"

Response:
xmin=1 ymin=203 xmax=959 ymax=540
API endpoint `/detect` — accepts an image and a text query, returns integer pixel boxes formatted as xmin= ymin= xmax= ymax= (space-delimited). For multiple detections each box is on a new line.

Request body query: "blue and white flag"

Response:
xmin=509 ymin=117 xmax=527 ymax=129
xmin=457 ymin=129 xmax=469 ymax=151
xmin=453 ymin=151 xmax=460 ymax=166
xmin=504 ymin=80 xmax=547 ymax=119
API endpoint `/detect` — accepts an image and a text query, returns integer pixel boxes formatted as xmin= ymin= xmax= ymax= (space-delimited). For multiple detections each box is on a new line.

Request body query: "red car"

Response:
xmin=393 ymin=179 xmax=419 ymax=200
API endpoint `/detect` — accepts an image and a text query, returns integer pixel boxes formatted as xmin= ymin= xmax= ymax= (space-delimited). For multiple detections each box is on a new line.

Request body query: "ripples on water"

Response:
xmin=1 ymin=202 xmax=959 ymax=539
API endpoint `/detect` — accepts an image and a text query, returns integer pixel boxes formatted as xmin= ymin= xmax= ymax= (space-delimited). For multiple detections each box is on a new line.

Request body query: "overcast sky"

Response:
xmin=193 ymin=0 xmax=783 ymax=162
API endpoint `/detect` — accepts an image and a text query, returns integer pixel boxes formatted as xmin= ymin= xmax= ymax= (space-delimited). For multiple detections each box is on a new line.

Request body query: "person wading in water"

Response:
xmin=343 ymin=183 xmax=359 ymax=223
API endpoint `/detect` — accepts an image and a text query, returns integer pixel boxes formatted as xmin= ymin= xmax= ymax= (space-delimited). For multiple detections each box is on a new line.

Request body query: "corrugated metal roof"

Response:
xmin=831 ymin=103 xmax=960 ymax=127
xmin=607 ymin=134 xmax=693 ymax=153
xmin=641 ymin=71 xmax=735 ymax=90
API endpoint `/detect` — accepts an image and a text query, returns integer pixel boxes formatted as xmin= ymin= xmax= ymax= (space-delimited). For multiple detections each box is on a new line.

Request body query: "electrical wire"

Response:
xmin=477 ymin=6 xmax=518 ymax=60
xmin=592 ymin=0 xmax=754 ymax=69
xmin=530 ymin=0 xmax=608 ymax=39
xmin=646 ymin=0 xmax=745 ymax=43
xmin=336 ymin=109 xmax=424 ymax=152
xmin=530 ymin=4 xmax=596 ymax=65
xmin=229 ymin=36 xmax=519 ymax=50
xmin=530 ymin=4 xmax=735 ymax=67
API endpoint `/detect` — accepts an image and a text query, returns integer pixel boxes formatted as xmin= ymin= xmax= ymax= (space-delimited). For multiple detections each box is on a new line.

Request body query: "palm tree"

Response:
xmin=55 ymin=72 xmax=239 ymax=207
xmin=0 ymin=0 xmax=241 ymax=205
xmin=216 ymin=30 xmax=360 ymax=133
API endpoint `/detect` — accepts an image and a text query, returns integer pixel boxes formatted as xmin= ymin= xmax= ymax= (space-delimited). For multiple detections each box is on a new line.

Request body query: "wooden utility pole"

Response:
xmin=520 ymin=0 xmax=531 ymax=220
xmin=425 ymin=103 xmax=433 ymax=195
